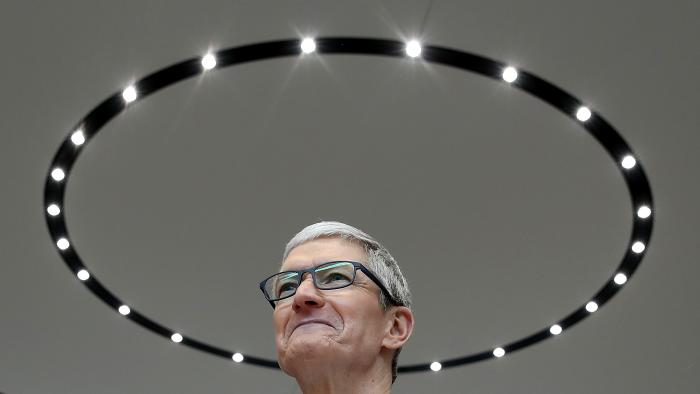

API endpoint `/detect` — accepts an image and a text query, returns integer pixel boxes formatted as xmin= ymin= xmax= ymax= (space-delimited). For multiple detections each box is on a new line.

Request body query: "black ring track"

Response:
xmin=43 ymin=37 xmax=654 ymax=373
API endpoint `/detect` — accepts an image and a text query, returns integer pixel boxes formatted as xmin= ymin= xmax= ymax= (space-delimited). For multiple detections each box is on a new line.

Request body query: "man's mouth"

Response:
xmin=292 ymin=320 xmax=333 ymax=333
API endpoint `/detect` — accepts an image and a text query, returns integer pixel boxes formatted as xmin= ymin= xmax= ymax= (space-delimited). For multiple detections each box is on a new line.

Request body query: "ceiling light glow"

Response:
xmin=632 ymin=241 xmax=646 ymax=253
xmin=201 ymin=53 xmax=217 ymax=70
xmin=51 ymin=168 xmax=65 ymax=181
xmin=171 ymin=333 xmax=183 ymax=343
xmin=576 ymin=106 xmax=592 ymax=121
xmin=493 ymin=347 xmax=505 ymax=357
xmin=118 ymin=305 xmax=131 ymax=315
xmin=232 ymin=353 xmax=244 ymax=362
xmin=122 ymin=86 xmax=137 ymax=103
xmin=77 ymin=269 xmax=90 ymax=281
xmin=614 ymin=273 xmax=627 ymax=285
xmin=71 ymin=129 xmax=86 ymax=145
xmin=621 ymin=155 xmax=636 ymax=169
xmin=300 ymin=38 xmax=316 ymax=54
xmin=430 ymin=362 xmax=442 ymax=371
xmin=56 ymin=238 xmax=70 ymax=250
xmin=637 ymin=206 xmax=651 ymax=219
xmin=47 ymin=204 xmax=61 ymax=216
xmin=586 ymin=301 xmax=598 ymax=312
xmin=405 ymin=40 xmax=422 ymax=57
xmin=502 ymin=66 xmax=518 ymax=82
xmin=550 ymin=324 xmax=563 ymax=335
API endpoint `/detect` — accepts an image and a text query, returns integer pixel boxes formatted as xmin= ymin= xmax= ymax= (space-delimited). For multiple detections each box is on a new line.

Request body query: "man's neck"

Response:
xmin=294 ymin=359 xmax=392 ymax=394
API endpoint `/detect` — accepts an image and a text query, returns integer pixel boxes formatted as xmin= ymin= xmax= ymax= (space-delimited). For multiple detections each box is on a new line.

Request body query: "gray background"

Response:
xmin=1 ymin=1 xmax=698 ymax=393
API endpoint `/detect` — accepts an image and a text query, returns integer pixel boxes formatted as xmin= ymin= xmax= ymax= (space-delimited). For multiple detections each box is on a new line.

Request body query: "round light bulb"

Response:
xmin=232 ymin=353 xmax=244 ymax=363
xmin=405 ymin=40 xmax=422 ymax=57
xmin=77 ymin=269 xmax=90 ymax=281
xmin=47 ymin=204 xmax=61 ymax=216
xmin=171 ymin=333 xmax=183 ymax=343
xmin=493 ymin=347 xmax=505 ymax=357
xmin=576 ymin=106 xmax=592 ymax=121
xmin=201 ymin=53 xmax=216 ymax=70
xmin=122 ymin=86 xmax=137 ymax=103
xmin=621 ymin=155 xmax=636 ymax=169
xmin=71 ymin=129 xmax=86 ymax=146
xmin=637 ymin=206 xmax=651 ymax=219
xmin=550 ymin=324 xmax=563 ymax=335
xmin=51 ymin=168 xmax=65 ymax=181
xmin=614 ymin=273 xmax=627 ymax=285
xmin=118 ymin=305 xmax=131 ymax=315
xmin=586 ymin=301 xmax=598 ymax=312
xmin=502 ymin=66 xmax=518 ymax=83
xmin=56 ymin=238 xmax=70 ymax=250
xmin=430 ymin=362 xmax=442 ymax=371
xmin=300 ymin=38 xmax=316 ymax=54
xmin=631 ymin=241 xmax=646 ymax=253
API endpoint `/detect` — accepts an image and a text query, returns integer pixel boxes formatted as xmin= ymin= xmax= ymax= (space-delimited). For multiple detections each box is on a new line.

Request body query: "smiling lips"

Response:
xmin=292 ymin=319 xmax=334 ymax=333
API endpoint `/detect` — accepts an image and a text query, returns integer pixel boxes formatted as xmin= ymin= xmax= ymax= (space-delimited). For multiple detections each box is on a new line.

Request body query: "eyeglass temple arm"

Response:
xmin=357 ymin=266 xmax=401 ymax=306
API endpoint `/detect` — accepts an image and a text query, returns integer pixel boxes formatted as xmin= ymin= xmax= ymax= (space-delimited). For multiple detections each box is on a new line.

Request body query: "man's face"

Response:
xmin=273 ymin=237 xmax=391 ymax=374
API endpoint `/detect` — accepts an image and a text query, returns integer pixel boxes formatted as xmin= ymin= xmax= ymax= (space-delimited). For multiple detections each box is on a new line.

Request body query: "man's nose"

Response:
xmin=292 ymin=272 xmax=325 ymax=311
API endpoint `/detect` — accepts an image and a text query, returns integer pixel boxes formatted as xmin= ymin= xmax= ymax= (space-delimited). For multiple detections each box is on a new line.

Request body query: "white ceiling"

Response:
xmin=1 ymin=1 xmax=699 ymax=393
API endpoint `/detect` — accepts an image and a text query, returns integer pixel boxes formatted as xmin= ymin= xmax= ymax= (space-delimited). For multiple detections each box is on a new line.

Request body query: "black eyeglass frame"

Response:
xmin=259 ymin=260 xmax=400 ymax=309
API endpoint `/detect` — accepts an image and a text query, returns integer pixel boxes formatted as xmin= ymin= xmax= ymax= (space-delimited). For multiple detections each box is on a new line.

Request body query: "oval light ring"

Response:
xmin=43 ymin=37 xmax=654 ymax=373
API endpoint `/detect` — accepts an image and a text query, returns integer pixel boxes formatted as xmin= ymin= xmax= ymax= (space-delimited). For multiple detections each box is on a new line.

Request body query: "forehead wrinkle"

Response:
xmin=281 ymin=237 xmax=369 ymax=269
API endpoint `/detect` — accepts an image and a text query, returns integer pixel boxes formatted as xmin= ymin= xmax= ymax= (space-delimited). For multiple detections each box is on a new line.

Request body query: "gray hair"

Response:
xmin=281 ymin=221 xmax=412 ymax=383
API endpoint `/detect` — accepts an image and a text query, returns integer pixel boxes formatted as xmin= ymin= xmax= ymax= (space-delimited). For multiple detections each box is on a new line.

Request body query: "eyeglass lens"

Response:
xmin=266 ymin=262 xmax=356 ymax=301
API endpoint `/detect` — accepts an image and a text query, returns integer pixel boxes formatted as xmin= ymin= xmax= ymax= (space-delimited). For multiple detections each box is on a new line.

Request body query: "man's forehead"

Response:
xmin=281 ymin=258 xmax=351 ymax=271
xmin=280 ymin=237 xmax=367 ymax=270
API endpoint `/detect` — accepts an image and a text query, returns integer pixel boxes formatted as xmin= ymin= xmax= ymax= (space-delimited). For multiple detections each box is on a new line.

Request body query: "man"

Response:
xmin=259 ymin=221 xmax=415 ymax=393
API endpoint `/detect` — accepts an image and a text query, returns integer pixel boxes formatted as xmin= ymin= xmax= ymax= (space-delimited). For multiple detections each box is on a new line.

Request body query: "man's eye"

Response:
xmin=278 ymin=282 xmax=296 ymax=295
xmin=328 ymin=273 xmax=349 ymax=282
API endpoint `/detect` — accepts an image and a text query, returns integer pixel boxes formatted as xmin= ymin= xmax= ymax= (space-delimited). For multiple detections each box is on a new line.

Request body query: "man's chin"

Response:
xmin=288 ymin=333 xmax=333 ymax=350
xmin=279 ymin=334 xmax=340 ymax=365
xmin=279 ymin=343 xmax=340 ymax=378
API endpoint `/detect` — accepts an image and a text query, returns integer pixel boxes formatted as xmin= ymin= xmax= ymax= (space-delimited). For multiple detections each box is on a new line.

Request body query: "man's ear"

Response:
xmin=382 ymin=306 xmax=414 ymax=350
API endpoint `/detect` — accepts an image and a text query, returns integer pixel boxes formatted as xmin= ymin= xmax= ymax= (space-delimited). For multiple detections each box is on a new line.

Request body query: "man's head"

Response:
xmin=266 ymin=221 xmax=414 ymax=385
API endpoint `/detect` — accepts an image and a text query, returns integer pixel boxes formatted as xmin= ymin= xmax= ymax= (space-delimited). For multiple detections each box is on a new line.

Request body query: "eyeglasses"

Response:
xmin=259 ymin=260 xmax=399 ymax=309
